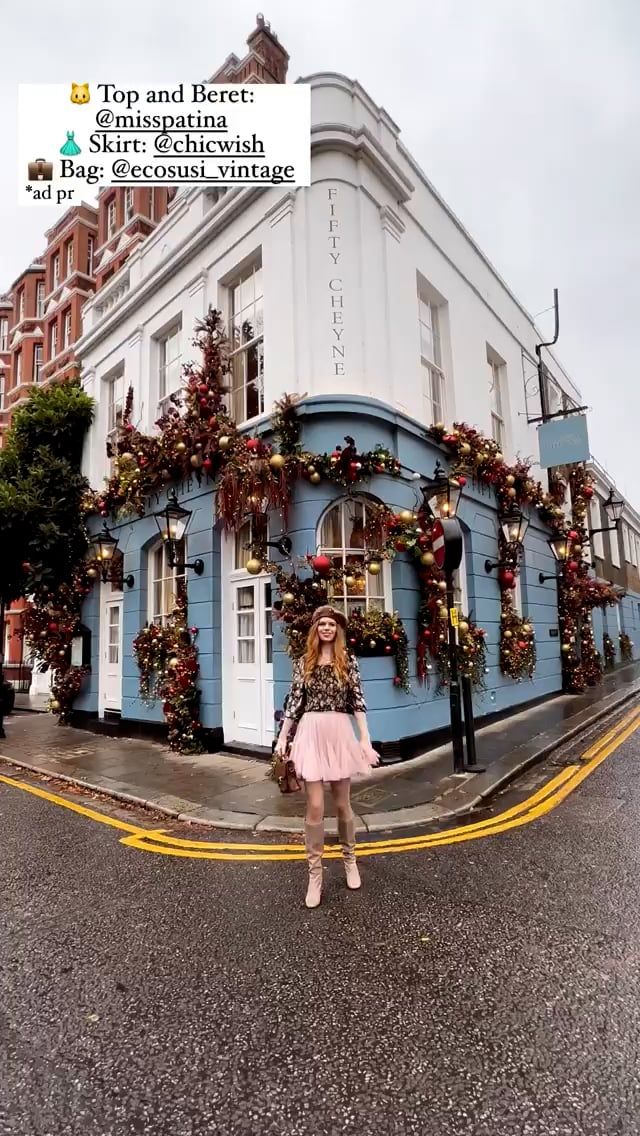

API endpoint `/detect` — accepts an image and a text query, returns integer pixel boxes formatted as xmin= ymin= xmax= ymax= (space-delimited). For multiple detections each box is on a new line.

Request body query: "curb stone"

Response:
xmin=1 ymin=682 xmax=638 ymax=836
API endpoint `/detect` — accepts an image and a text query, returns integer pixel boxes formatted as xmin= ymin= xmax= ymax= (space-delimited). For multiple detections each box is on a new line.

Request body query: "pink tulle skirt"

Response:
xmin=290 ymin=712 xmax=380 ymax=784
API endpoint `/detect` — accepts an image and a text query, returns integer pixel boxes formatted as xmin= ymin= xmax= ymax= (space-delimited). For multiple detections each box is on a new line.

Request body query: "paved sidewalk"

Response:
xmin=3 ymin=662 xmax=640 ymax=833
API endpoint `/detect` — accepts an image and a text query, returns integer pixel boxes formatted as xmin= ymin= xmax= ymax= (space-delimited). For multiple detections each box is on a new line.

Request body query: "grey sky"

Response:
xmin=2 ymin=0 xmax=639 ymax=499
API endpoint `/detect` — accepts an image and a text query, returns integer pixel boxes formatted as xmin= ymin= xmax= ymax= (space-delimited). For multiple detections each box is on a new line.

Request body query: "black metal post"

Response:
xmin=446 ymin=571 xmax=465 ymax=772
xmin=460 ymin=675 xmax=485 ymax=772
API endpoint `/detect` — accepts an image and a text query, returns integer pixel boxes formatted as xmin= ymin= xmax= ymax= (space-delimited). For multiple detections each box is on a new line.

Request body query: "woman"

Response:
xmin=275 ymin=605 xmax=379 ymax=909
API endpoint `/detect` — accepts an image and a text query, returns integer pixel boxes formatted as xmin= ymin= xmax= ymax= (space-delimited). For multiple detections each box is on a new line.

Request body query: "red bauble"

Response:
xmin=418 ymin=535 xmax=430 ymax=548
xmin=331 ymin=449 xmax=342 ymax=459
xmin=518 ymin=641 xmax=527 ymax=650
xmin=457 ymin=476 xmax=467 ymax=487
xmin=203 ymin=458 xmax=213 ymax=471
xmin=568 ymin=530 xmax=579 ymax=540
xmin=393 ymin=676 xmax=402 ymax=687
xmin=568 ymin=561 xmax=579 ymax=572
xmin=199 ymin=398 xmax=208 ymax=408
xmin=198 ymin=383 xmax=208 ymax=394
xmin=384 ymin=645 xmax=393 ymax=654
xmin=500 ymin=569 xmax=515 ymax=588
xmin=392 ymin=632 xmax=400 ymax=641
xmin=48 ymin=622 xmax=58 ymax=633
xmin=21 ymin=561 xmax=31 ymax=572
xmin=422 ymin=629 xmax=431 ymax=640
xmin=208 ymin=417 xmax=217 ymax=429
xmin=247 ymin=438 xmax=260 ymax=453
xmin=584 ymin=486 xmax=594 ymax=498
xmin=394 ymin=540 xmax=407 ymax=552
xmin=125 ymin=423 xmax=134 ymax=432
xmin=349 ymin=638 xmax=357 ymax=646
xmin=311 ymin=555 xmax=332 ymax=575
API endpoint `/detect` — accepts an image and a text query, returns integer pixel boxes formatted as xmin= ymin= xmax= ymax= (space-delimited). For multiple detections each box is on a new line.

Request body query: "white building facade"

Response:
xmin=74 ymin=74 xmax=583 ymax=757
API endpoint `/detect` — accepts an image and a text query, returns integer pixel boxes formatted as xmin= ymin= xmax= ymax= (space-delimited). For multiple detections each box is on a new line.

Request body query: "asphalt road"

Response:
xmin=2 ymin=715 xmax=640 ymax=1136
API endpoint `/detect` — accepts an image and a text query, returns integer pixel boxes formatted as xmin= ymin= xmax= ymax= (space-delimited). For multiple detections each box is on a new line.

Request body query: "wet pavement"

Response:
xmin=2 ymin=701 xmax=640 ymax=1135
xmin=4 ymin=661 xmax=640 ymax=833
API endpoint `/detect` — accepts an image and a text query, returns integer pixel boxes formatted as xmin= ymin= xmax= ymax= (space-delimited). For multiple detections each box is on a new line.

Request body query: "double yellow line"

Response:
xmin=1 ymin=703 xmax=639 ymax=862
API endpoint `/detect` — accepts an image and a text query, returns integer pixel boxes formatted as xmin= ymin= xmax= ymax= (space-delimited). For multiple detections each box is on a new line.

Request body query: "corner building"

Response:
xmin=75 ymin=25 xmax=584 ymax=758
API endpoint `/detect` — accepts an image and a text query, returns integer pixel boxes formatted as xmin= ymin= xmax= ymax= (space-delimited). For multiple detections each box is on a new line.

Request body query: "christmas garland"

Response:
xmin=267 ymin=557 xmax=410 ymax=691
xmin=500 ymin=610 xmax=536 ymax=681
xmin=132 ymin=583 xmax=203 ymax=753
xmin=603 ymin=633 xmax=616 ymax=671
xmin=22 ymin=559 xmax=99 ymax=723
xmin=620 ymin=632 xmax=634 ymax=663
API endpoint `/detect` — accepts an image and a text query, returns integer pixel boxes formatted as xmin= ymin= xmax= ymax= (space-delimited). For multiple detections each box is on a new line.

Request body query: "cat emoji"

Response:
xmin=70 ymin=83 xmax=90 ymax=105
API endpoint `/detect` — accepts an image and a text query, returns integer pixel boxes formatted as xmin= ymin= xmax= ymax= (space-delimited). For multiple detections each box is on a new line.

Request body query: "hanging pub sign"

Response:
xmin=537 ymin=413 xmax=590 ymax=469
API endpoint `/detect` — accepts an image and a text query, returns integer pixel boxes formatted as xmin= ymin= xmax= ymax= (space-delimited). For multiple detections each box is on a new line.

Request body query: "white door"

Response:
xmin=229 ymin=577 xmax=274 ymax=746
xmin=101 ymin=598 xmax=123 ymax=712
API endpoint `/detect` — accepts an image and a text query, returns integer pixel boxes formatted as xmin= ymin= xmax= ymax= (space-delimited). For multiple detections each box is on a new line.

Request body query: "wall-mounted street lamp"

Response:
xmin=152 ymin=490 xmax=204 ymax=575
xmin=538 ymin=533 xmax=570 ymax=584
xmin=589 ymin=487 xmax=624 ymax=536
xmin=420 ymin=461 xmax=463 ymax=521
xmin=90 ymin=523 xmax=135 ymax=588
xmin=484 ymin=507 xmax=530 ymax=574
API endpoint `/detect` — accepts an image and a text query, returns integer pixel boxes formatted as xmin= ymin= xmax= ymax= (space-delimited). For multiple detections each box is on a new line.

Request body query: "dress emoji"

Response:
xmin=284 ymin=655 xmax=380 ymax=783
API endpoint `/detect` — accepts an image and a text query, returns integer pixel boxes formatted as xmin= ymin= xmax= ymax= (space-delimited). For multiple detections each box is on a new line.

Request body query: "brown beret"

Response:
xmin=310 ymin=605 xmax=348 ymax=630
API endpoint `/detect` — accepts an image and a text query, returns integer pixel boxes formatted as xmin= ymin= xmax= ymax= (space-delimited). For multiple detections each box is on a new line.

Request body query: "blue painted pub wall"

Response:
xmin=76 ymin=395 xmax=565 ymax=744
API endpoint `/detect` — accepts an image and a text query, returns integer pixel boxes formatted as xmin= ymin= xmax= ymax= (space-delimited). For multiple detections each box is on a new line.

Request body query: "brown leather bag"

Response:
xmin=273 ymin=754 xmax=301 ymax=794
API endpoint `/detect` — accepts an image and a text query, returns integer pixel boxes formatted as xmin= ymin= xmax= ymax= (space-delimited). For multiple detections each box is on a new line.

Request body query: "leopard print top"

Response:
xmin=283 ymin=655 xmax=367 ymax=722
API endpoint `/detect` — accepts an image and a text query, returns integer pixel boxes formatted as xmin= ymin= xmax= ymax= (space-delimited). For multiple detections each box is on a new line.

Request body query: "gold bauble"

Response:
xmin=218 ymin=435 xmax=231 ymax=451
xmin=190 ymin=454 xmax=202 ymax=468
xmin=505 ymin=474 xmax=516 ymax=486
xmin=459 ymin=621 xmax=469 ymax=634
xmin=420 ymin=552 xmax=435 ymax=567
xmin=369 ymin=639 xmax=377 ymax=649
xmin=87 ymin=568 xmax=98 ymax=579
xmin=168 ymin=656 xmax=179 ymax=668
xmin=310 ymin=472 xmax=321 ymax=485
xmin=460 ymin=442 xmax=471 ymax=456
xmin=345 ymin=575 xmax=356 ymax=588
xmin=434 ymin=422 xmax=445 ymax=431
xmin=505 ymin=630 xmax=513 ymax=639
xmin=523 ymin=624 xmax=532 ymax=634
xmin=438 ymin=580 xmax=447 ymax=591
xmin=508 ymin=487 xmax=517 ymax=498
xmin=246 ymin=558 xmax=263 ymax=575
xmin=176 ymin=442 xmax=187 ymax=453
xmin=399 ymin=509 xmax=414 ymax=523
xmin=561 ymin=644 xmax=571 ymax=653
xmin=121 ymin=452 xmax=134 ymax=462
xmin=495 ymin=452 xmax=504 ymax=463
xmin=367 ymin=561 xmax=382 ymax=575
xmin=50 ymin=700 xmax=61 ymax=712
xmin=282 ymin=592 xmax=295 ymax=605
xmin=270 ymin=453 xmax=286 ymax=471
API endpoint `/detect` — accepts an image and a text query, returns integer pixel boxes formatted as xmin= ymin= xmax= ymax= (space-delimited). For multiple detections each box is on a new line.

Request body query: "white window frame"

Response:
xmin=124 ymin=188 xmax=134 ymax=222
xmin=18 ymin=289 xmax=25 ymax=322
xmin=66 ymin=240 xmax=74 ymax=277
xmin=228 ymin=260 xmax=264 ymax=425
xmin=590 ymin=498 xmax=604 ymax=560
xmin=52 ymin=256 xmax=60 ymax=291
xmin=317 ymin=497 xmax=391 ymax=616
xmin=157 ymin=322 xmax=183 ymax=414
xmin=487 ymin=350 xmax=506 ymax=452
xmin=63 ymin=310 xmax=72 ymax=348
xmin=148 ymin=540 xmax=186 ymax=626
xmin=87 ymin=235 xmax=95 ymax=276
xmin=50 ymin=320 xmax=58 ymax=359
xmin=0 ymin=374 xmax=4 ymax=410
xmin=0 ymin=318 xmax=8 ymax=352
xmin=32 ymin=344 xmax=43 ymax=383
xmin=107 ymin=199 xmax=117 ymax=238
xmin=610 ymin=526 xmax=621 ymax=569
xmin=622 ymin=523 xmax=632 ymax=564
xmin=234 ymin=517 xmax=270 ymax=571
xmin=15 ymin=350 xmax=22 ymax=386
xmin=36 ymin=282 xmax=45 ymax=319
xmin=418 ymin=293 xmax=446 ymax=427
xmin=106 ymin=369 xmax=125 ymax=456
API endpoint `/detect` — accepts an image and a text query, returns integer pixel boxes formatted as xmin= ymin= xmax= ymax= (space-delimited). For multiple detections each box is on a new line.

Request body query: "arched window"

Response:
xmin=148 ymin=539 xmax=186 ymax=625
xmin=318 ymin=497 xmax=391 ymax=616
